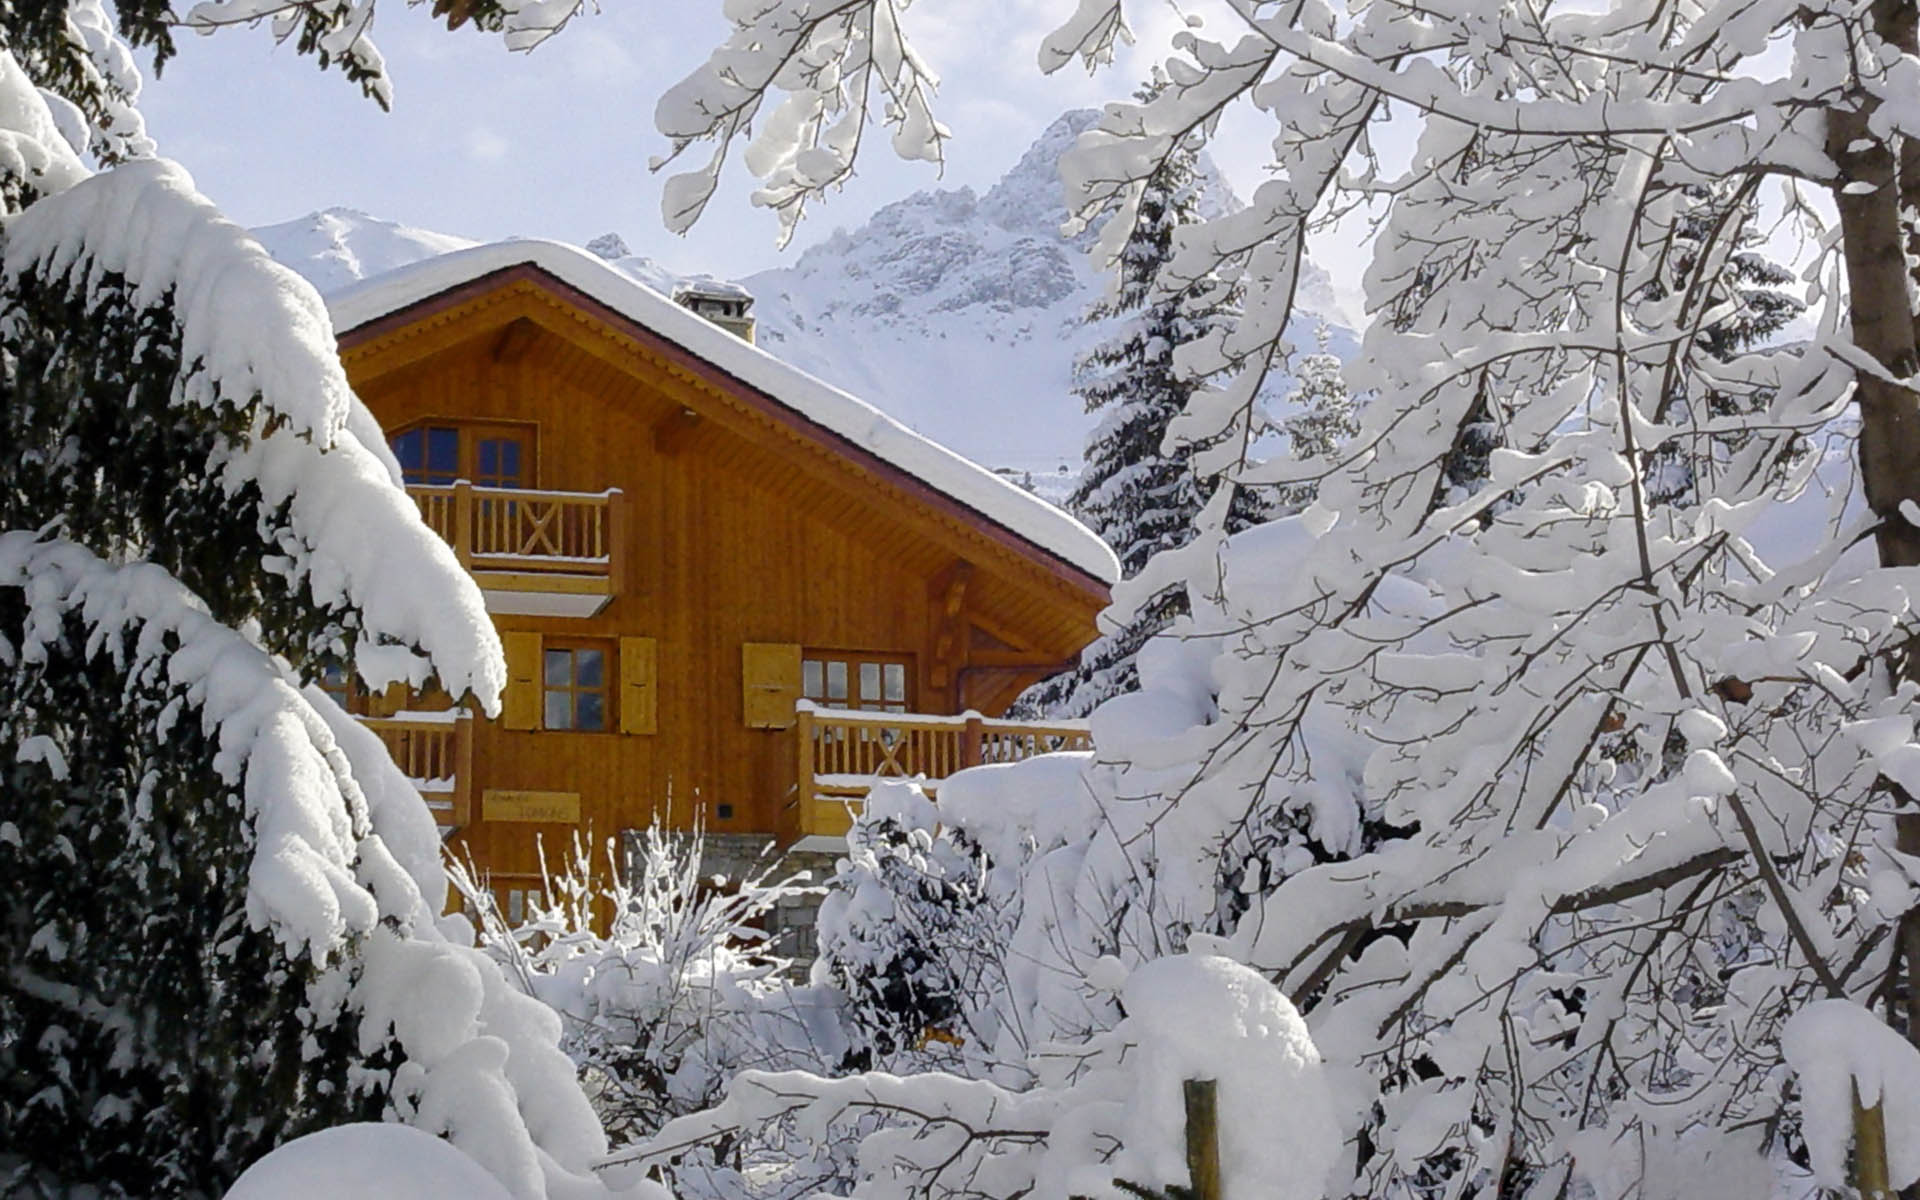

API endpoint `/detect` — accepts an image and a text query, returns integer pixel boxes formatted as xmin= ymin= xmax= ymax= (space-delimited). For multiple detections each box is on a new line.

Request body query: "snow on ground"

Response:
xmin=224 ymin=1124 xmax=518 ymax=1200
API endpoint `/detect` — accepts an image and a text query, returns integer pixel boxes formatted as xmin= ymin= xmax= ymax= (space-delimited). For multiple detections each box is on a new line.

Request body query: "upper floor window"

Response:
xmin=392 ymin=425 xmax=459 ymax=486
xmin=544 ymin=642 xmax=610 ymax=731
xmin=390 ymin=423 xmax=532 ymax=489
xmin=475 ymin=436 xmax=523 ymax=489
xmin=803 ymin=653 xmax=911 ymax=713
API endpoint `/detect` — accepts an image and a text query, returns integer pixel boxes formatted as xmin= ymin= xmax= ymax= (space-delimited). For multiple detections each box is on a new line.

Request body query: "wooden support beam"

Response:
xmin=963 ymin=650 xmax=1073 ymax=672
xmin=652 ymin=405 xmax=703 ymax=454
xmin=928 ymin=560 xmax=974 ymax=695
xmin=489 ymin=316 xmax=542 ymax=364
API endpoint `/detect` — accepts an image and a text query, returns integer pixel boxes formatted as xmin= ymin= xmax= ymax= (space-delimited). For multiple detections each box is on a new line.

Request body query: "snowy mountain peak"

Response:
xmin=977 ymin=108 xmax=1103 ymax=236
xmin=585 ymin=232 xmax=632 ymax=261
xmin=250 ymin=108 xmax=1353 ymax=478
xmin=251 ymin=207 xmax=476 ymax=296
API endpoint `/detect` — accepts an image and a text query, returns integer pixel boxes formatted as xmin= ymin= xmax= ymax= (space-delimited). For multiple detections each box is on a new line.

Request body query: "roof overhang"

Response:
xmin=331 ymin=243 xmax=1118 ymax=604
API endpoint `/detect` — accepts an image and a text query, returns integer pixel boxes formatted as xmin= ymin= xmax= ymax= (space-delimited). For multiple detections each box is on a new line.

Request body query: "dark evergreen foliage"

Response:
xmin=1018 ymin=115 xmax=1268 ymax=718
xmin=0 ymin=266 xmax=386 ymax=1195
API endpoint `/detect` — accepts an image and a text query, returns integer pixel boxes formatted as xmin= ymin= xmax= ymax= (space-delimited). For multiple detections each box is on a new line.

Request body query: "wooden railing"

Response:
xmin=361 ymin=712 xmax=475 ymax=828
xmin=409 ymin=482 xmax=623 ymax=577
xmin=795 ymin=704 xmax=1092 ymax=836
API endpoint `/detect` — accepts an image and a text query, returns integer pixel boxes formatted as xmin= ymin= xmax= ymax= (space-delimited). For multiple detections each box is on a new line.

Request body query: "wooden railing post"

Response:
xmin=605 ymin=488 xmax=628 ymax=596
xmin=451 ymin=711 xmax=475 ymax=830
xmin=795 ymin=704 xmax=817 ymax=833
xmin=1183 ymin=1078 xmax=1223 ymax=1200
xmin=961 ymin=714 xmax=984 ymax=769
xmin=450 ymin=479 xmax=474 ymax=569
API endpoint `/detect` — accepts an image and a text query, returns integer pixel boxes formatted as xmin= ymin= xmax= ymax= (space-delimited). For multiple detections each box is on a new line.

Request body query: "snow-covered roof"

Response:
xmin=328 ymin=240 xmax=1120 ymax=586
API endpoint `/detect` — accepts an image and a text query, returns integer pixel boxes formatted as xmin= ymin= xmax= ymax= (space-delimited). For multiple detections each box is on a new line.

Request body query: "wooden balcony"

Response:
xmin=794 ymin=703 xmax=1092 ymax=838
xmin=410 ymin=482 xmax=625 ymax=617
xmin=362 ymin=712 xmax=475 ymax=829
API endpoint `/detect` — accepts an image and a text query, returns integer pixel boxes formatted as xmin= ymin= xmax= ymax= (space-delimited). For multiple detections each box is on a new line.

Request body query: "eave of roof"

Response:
xmin=328 ymin=240 xmax=1120 ymax=592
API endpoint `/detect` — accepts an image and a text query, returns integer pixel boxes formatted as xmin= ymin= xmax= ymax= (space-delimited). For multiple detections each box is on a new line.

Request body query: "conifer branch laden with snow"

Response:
xmin=0 ymin=12 xmax=648 ymax=1197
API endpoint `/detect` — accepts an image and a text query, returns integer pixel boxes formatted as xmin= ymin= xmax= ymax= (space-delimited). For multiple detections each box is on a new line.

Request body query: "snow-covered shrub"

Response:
xmin=814 ymin=783 xmax=1024 ymax=1076
xmin=816 ymin=761 xmax=1147 ymax=1088
xmin=607 ymin=953 xmax=1337 ymax=1200
xmin=453 ymin=827 xmax=849 ymax=1190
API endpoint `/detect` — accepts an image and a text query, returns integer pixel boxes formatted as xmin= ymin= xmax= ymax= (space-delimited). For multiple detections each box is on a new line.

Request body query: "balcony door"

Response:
xmin=391 ymin=423 xmax=532 ymax=490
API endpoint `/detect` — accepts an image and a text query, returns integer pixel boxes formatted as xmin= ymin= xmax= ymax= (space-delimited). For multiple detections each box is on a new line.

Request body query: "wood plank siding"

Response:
xmin=337 ymin=266 xmax=1107 ymax=886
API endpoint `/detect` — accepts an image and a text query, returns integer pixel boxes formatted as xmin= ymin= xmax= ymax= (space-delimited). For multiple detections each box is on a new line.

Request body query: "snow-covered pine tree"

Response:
xmin=1276 ymin=326 xmax=1358 ymax=512
xmin=0 ymin=5 xmax=640 ymax=1198
xmin=1018 ymin=109 xmax=1263 ymax=719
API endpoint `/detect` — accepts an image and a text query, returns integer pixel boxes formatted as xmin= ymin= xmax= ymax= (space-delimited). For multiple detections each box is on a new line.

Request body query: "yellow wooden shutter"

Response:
xmin=501 ymin=631 xmax=543 ymax=730
xmin=620 ymin=636 xmax=658 ymax=735
xmin=741 ymin=642 xmax=802 ymax=729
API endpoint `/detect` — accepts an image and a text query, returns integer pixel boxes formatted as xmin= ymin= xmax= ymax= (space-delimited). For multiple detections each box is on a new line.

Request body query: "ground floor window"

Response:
xmin=802 ymin=652 xmax=913 ymax=713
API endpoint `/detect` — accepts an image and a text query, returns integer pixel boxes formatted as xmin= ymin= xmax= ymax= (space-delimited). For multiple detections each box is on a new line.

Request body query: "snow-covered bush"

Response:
xmin=814 ymin=782 xmax=1028 ymax=1077
xmin=816 ymin=763 xmax=1138 ymax=1087
xmin=607 ymin=953 xmax=1336 ymax=1200
xmin=666 ymin=0 xmax=1920 ymax=1192
xmin=453 ymin=827 xmax=850 ymax=1192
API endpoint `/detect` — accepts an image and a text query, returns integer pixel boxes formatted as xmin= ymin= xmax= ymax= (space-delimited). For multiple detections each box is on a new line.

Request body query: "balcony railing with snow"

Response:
xmin=361 ymin=711 xmax=475 ymax=829
xmin=408 ymin=482 xmax=626 ymax=617
xmin=794 ymin=702 xmax=1092 ymax=838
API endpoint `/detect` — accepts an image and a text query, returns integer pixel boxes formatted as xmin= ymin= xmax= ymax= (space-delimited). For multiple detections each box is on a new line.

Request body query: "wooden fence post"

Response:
xmin=1853 ymin=1084 xmax=1893 ymax=1199
xmin=1184 ymin=1078 xmax=1223 ymax=1200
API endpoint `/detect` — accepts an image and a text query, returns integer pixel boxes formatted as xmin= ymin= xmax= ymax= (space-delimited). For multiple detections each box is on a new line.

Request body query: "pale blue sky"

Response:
xmin=138 ymin=2 xmax=1192 ymax=279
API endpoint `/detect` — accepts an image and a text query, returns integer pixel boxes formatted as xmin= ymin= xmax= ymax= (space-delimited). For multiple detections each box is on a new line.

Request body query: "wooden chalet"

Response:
xmin=325 ymin=242 xmax=1117 ymax=915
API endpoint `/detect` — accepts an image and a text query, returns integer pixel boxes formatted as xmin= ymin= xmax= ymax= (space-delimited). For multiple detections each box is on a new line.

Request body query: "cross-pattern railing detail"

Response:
xmin=409 ymin=482 xmax=623 ymax=576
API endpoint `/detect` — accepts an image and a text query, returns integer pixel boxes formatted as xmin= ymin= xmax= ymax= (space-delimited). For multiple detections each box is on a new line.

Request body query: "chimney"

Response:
xmin=671 ymin=279 xmax=756 ymax=344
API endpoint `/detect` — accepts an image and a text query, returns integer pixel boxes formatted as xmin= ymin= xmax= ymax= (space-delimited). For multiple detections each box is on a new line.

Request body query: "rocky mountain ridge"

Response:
xmin=254 ymin=111 xmax=1350 ymax=475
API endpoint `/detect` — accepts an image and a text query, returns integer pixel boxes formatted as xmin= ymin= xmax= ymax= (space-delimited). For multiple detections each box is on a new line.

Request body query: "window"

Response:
xmin=802 ymin=652 xmax=912 ymax=713
xmin=504 ymin=885 xmax=542 ymax=925
xmin=474 ymin=436 xmax=525 ymax=488
xmin=389 ymin=423 xmax=532 ymax=489
xmin=392 ymin=425 xmax=459 ymax=485
xmin=316 ymin=662 xmax=356 ymax=711
xmin=544 ymin=643 xmax=610 ymax=731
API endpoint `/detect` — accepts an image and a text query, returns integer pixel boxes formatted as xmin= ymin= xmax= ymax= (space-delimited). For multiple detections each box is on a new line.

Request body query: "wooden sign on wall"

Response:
xmin=482 ymin=789 xmax=581 ymax=823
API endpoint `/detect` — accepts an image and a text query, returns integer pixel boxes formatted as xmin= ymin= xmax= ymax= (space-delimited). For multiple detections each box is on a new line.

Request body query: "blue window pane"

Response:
xmin=500 ymin=441 xmax=521 ymax=483
xmin=578 ymin=692 xmax=605 ymax=731
xmin=392 ymin=429 xmax=423 ymax=481
xmin=544 ymin=691 xmax=573 ymax=730
xmin=426 ymin=428 xmax=458 ymax=478
xmin=577 ymin=649 xmax=604 ymax=689
xmin=479 ymin=440 xmax=498 ymax=477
